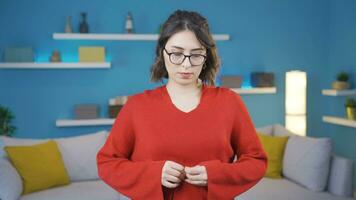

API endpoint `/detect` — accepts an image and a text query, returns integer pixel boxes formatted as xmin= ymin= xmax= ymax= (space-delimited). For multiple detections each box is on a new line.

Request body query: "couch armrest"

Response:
xmin=327 ymin=155 xmax=353 ymax=197
xmin=0 ymin=158 xmax=23 ymax=200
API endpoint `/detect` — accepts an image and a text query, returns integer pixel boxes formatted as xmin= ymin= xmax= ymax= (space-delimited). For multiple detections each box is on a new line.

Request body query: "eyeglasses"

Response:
xmin=164 ymin=48 xmax=207 ymax=66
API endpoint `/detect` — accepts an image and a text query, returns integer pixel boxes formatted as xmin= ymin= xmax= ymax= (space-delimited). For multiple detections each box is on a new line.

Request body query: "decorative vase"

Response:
xmin=125 ymin=12 xmax=134 ymax=33
xmin=345 ymin=106 xmax=356 ymax=120
xmin=50 ymin=50 xmax=61 ymax=62
xmin=65 ymin=16 xmax=72 ymax=33
xmin=332 ymin=81 xmax=350 ymax=90
xmin=79 ymin=12 xmax=89 ymax=33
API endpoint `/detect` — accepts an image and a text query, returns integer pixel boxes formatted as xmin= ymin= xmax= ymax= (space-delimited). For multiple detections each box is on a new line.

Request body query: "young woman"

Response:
xmin=97 ymin=10 xmax=267 ymax=200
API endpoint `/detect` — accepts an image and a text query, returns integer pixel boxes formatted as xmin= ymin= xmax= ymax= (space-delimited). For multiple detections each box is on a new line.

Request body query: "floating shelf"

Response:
xmin=53 ymin=33 xmax=230 ymax=41
xmin=322 ymin=116 xmax=356 ymax=128
xmin=0 ymin=62 xmax=111 ymax=69
xmin=322 ymin=89 xmax=356 ymax=96
xmin=56 ymin=118 xmax=115 ymax=127
xmin=231 ymin=87 xmax=277 ymax=94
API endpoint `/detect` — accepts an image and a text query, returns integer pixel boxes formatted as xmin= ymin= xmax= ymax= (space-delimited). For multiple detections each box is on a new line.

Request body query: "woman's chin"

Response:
xmin=173 ymin=78 xmax=197 ymax=86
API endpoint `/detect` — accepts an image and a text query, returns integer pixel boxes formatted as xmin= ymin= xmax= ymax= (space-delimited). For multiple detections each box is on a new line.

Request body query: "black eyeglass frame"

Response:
xmin=163 ymin=48 xmax=207 ymax=66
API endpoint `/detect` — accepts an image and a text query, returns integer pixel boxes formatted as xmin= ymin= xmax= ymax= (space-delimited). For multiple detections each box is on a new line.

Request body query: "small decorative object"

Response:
xmin=79 ymin=12 xmax=89 ymax=33
xmin=345 ymin=98 xmax=356 ymax=120
xmin=251 ymin=72 xmax=275 ymax=87
xmin=221 ymin=75 xmax=242 ymax=88
xmin=65 ymin=16 xmax=73 ymax=33
xmin=0 ymin=105 xmax=16 ymax=137
xmin=50 ymin=50 xmax=61 ymax=62
xmin=125 ymin=12 xmax=134 ymax=33
xmin=332 ymin=72 xmax=350 ymax=90
xmin=108 ymin=96 xmax=129 ymax=118
xmin=74 ymin=104 xmax=99 ymax=119
xmin=4 ymin=47 xmax=34 ymax=62
xmin=79 ymin=46 xmax=105 ymax=62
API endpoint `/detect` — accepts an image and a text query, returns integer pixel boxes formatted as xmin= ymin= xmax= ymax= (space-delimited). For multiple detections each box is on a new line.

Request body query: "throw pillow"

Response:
xmin=4 ymin=140 xmax=70 ymax=194
xmin=0 ymin=130 xmax=108 ymax=182
xmin=0 ymin=136 xmax=48 ymax=159
xmin=256 ymin=125 xmax=273 ymax=135
xmin=273 ymin=124 xmax=295 ymax=136
xmin=54 ymin=130 xmax=107 ymax=181
xmin=283 ymin=135 xmax=332 ymax=191
xmin=0 ymin=158 xmax=23 ymax=200
xmin=257 ymin=133 xmax=289 ymax=178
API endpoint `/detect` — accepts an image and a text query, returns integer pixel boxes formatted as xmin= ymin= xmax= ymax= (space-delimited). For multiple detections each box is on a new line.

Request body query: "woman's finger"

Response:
xmin=164 ymin=174 xmax=181 ymax=183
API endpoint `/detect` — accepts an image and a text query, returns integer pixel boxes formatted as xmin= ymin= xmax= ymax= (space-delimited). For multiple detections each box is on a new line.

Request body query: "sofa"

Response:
xmin=0 ymin=125 xmax=354 ymax=200
xmin=0 ymin=130 xmax=125 ymax=200
xmin=239 ymin=124 xmax=355 ymax=200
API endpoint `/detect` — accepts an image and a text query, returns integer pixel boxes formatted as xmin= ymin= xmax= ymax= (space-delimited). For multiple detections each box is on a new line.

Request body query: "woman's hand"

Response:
xmin=184 ymin=165 xmax=208 ymax=186
xmin=161 ymin=161 xmax=186 ymax=188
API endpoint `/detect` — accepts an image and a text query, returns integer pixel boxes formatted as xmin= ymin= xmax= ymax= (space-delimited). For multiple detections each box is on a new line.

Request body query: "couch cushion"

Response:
xmin=256 ymin=125 xmax=273 ymax=135
xmin=54 ymin=130 xmax=107 ymax=181
xmin=273 ymin=124 xmax=295 ymax=136
xmin=0 ymin=136 xmax=48 ymax=159
xmin=238 ymin=178 xmax=355 ymax=200
xmin=0 ymin=130 xmax=108 ymax=182
xmin=20 ymin=180 xmax=121 ymax=200
xmin=257 ymin=133 xmax=289 ymax=178
xmin=0 ymin=158 xmax=23 ymax=200
xmin=5 ymin=140 xmax=70 ymax=194
xmin=283 ymin=135 xmax=332 ymax=192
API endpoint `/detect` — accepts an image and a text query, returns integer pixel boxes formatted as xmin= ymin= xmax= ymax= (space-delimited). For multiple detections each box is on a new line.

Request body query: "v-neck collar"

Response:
xmin=161 ymin=84 xmax=207 ymax=114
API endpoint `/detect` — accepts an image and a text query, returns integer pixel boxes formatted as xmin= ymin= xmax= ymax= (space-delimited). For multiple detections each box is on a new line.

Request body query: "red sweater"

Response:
xmin=97 ymin=84 xmax=267 ymax=200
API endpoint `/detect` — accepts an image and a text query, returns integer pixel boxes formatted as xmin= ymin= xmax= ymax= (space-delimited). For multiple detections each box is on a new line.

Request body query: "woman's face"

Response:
xmin=163 ymin=30 xmax=206 ymax=87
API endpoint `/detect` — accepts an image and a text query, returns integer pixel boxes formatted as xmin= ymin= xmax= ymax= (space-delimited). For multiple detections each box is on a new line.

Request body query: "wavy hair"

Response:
xmin=150 ymin=10 xmax=220 ymax=86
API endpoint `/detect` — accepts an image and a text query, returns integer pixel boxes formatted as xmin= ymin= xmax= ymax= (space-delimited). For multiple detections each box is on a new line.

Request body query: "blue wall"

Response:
xmin=327 ymin=0 xmax=356 ymax=191
xmin=0 ymin=0 xmax=354 ymax=190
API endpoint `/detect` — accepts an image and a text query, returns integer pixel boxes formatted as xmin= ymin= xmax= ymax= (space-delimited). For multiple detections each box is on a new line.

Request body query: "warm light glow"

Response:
xmin=285 ymin=71 xmax=307 ymax=136
xmin=286 ymin=115 xmax=306 ymax=136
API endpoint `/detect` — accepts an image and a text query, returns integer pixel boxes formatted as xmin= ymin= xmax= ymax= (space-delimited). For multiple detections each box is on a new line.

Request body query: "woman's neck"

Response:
xmin=166 ymin=80 xmax=202 ymax=97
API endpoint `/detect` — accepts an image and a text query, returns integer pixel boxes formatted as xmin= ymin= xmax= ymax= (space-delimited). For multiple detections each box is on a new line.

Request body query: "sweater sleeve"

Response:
xmin=200 ymin=93 xmax=267 ymax=200
xmin=96 ymin=98 xmax=165 ymax=199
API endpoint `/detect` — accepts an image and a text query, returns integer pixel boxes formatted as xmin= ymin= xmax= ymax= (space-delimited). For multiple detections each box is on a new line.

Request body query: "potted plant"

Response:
xmin=0 ymin=105 xmax=16 ymax=136
xmin=345 ymin=98 xmax=356 ymax=120
xmin=332 ymin=72 xmax=350 ymax=90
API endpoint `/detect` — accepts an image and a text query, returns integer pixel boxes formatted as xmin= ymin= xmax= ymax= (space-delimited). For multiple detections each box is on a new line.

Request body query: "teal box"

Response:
xmin=3 ymin=47 xmax=34 ymax=62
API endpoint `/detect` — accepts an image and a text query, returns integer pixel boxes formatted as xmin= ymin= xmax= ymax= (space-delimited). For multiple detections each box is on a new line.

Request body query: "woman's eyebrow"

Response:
xmin=171 ymin=46 xmax=205 ymax=52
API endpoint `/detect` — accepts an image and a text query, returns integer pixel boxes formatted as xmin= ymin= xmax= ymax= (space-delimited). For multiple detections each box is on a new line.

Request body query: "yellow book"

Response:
xmin=79 ymin=46 xmax=105 ymax=62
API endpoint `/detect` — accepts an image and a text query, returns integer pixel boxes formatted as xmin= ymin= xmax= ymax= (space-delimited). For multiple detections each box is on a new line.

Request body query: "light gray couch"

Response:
xmin=238 ymin=124 xmax=355 ymax=200
xmin=0 ymin=131 xmax=124 ymax=200
xmin=0 ymin=125 xmax=354 ymax=200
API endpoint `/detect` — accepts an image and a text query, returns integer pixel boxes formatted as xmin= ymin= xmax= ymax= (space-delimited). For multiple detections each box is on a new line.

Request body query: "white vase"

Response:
xmin=65 ymin=16 xmax=73 ymax=33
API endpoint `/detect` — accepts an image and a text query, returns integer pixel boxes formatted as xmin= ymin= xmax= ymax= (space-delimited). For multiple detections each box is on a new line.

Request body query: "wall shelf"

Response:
xmin=231 ymin=87 xmax=277 ymax=94
xmin=0 ymin=62 xmax=111 ymax=69
xmin=56 ymin=118 xmax=115 ymax=127
xmin=322 ymin=116 xmax=356 ymax=128
xmin=53 ymin=33 xmax=230 ymax=41
xmin=322 ymin=89 xmax=356 ymax=96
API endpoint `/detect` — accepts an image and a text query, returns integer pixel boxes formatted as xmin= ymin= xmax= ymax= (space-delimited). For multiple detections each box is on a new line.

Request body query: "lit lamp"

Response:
xmin=285 ymin=70 xmax=307 ymax=136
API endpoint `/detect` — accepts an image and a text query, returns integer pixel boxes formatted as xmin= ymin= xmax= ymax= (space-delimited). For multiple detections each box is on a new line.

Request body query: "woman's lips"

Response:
xmin=178 ymin=72 xmax=193 ymax=79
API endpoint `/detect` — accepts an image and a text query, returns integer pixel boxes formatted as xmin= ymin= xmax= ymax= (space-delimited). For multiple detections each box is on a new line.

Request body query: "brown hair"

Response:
xmin=150 ymin=10 xmax=220 ymax=86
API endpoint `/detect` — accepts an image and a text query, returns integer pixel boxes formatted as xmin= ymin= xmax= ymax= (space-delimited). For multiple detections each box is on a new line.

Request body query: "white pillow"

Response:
xmin=0 ymin=158 xmax=23 ymax=200
xmin=283 ymin=135 xmax=332 ymax=191
xmin=255 ymin=125 xmax=273 ymax=135
xmin=273 ymin=124 xmax=295 ymax=136
xmin=0 ymin=136 xmax=47 ymax=159
xmin=54 ymin=130 xmax=107 ymax=181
